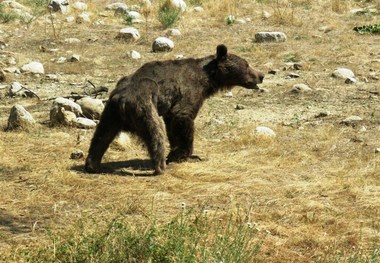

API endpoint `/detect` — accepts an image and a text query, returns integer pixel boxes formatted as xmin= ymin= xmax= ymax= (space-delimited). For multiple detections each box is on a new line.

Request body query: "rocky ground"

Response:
xmin=0 ymin=0 xmax=380 ymax=261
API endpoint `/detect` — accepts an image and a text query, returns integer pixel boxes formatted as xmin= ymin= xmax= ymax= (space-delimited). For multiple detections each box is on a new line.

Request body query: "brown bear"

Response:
xmin=85 ymin=44 xmax=264 ymax=175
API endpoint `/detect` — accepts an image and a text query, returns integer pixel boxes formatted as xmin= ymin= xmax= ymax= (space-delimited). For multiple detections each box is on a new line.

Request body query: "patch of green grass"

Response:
xmin=353 ymin=24 xmax=380 ymax=35
xmin=0 ymin=5 xmax=19 ymax=23
xmin=15 ymin=209 xmax=262 ymax=262
xmin=158 ymin=6 xmax=181 ymax=28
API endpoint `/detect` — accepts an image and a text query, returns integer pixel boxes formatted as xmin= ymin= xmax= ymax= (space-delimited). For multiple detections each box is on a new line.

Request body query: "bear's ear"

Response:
xmin=216 ymin=44 xmax=228 ymax=60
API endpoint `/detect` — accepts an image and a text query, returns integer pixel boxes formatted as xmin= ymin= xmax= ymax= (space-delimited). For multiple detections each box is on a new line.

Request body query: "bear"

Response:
xmin=85 ymin=44 xmax=264 ymax=175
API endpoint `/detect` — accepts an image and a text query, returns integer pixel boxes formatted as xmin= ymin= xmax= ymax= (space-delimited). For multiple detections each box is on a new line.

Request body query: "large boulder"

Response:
xmin=7 ymin=104 xmax=36 ymax=131
xmin=50 ymin=97 xmax=82 ymax=126
xmin=20 ymin=61 xmax=44 ymax=74
xmin=77 ymin=97 xmax=104 ymax=120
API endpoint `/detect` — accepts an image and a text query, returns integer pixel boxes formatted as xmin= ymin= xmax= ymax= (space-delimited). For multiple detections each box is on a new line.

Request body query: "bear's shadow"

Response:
xmin=72 ymin=159 xmax=156 ymax=177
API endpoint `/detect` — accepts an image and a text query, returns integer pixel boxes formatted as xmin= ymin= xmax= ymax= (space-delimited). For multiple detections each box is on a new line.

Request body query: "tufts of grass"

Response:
xmin=353 ymin=24 xmax=380 ymax=35
xmin=15 ymin=209 xmax=262 ymax=263
xmin=158 ymin=5 xmax=182 ymax=28
xmin=0 ymin=5 xmax=19 ymax=23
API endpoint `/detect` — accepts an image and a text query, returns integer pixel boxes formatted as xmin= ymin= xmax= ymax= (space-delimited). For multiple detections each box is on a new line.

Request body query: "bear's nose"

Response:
xmin=258 ymin=73 xmax=264 ymax=83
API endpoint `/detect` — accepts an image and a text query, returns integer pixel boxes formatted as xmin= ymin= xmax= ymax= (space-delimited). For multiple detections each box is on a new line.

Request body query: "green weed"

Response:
xmin=15 ymin=209 xmax=262 ymax=263
xmin=158 ymin=6 xmax=181 ymax=28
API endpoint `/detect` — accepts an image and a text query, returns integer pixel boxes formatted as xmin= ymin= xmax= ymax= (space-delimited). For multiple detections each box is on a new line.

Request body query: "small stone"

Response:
xmin=235 ymin=104 xmax=245 ymax=110
xmin=268 ymin=69 xmax=279 ymax=75
xmin=318 ymin=26 xmax=333 ymax=33
xmin=254 ymin=126 xmax=276 ymax=137
xmin=49 ymin=0 xmax=69 ymax=13
xmin=129 ymin=50 xmax=141 ymax=60
xmin=116 ymin=27 xmax=141 ymax=42
xmin=193 ymin=6 xmax=204 ymax=12
xmin=66 ymin=16 xmax=75 ymax=23
xmin=166 ymin=28 xmax=181 ymax=37
xmin=72 ymin=1 xmax=87 ymax=10
xmin=262 ymin=11 xmax=271 ymax=19
xmin=375 ymin=148 xmax=380 ymax=153
xmin=224 ymin=91 xmax=233 ymax=97
xmin=74 ymin=117 xmax=97 ymax=129
xmin=255 ymin=32 xmax=287 ymax=43
xmin=70 ymin=149 xmax=84 ymax=159
xmin=106 ymin=2 xmax=128 ymax=10
xmin=56 ymin=57 xmax=66 ymax=64
xmin=68 ymin=54 xmax=81 ymax=62
xmin=291 ymin=84 xmax=312 ymax=93
xmin=332 ymin=68 xmax=355 ymax=79
xmin=341 ymin=115 xmax=363 ymax=126
xmin=315 ymin=111 xmax=330 ymax=118
xmin=287 ymin=73 xmax=300 ymax=79
xmin=64 ymin=38 xmax=81 ymax=43
xmin=76 ymin=12 xmax=91 ymax=23
xmin=152 ymin=37 xmax=174 ymax=52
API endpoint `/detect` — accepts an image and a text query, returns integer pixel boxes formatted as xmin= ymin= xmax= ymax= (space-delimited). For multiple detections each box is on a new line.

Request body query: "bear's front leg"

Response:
xmin=165 ymin=116 xmax=201 ymax=164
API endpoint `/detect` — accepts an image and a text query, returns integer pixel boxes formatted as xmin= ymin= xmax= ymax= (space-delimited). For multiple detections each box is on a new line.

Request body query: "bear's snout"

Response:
xmin=258 ymin=72 xmax=264 ymax=84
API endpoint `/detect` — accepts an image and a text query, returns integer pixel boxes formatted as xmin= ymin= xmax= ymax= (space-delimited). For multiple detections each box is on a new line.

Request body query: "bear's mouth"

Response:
xmin=245 ymin=82 xmax=260 ymax=90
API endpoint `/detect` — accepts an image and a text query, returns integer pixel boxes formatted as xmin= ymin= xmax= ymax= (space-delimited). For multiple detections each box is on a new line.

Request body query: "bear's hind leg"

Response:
xmin=136 ymin=104 xmax=166 ymax=175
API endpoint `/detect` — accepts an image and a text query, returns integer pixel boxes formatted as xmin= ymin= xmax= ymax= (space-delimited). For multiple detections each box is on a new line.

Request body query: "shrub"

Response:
xmin=0 ymin=5 xmax=18 ymax=23
xmin=158 ymin=6 xmax=181 ymax=28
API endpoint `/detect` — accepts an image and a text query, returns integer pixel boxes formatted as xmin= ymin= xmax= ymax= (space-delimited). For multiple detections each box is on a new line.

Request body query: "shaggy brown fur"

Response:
xmin=85 ymin=44 xmax=264 ymax=175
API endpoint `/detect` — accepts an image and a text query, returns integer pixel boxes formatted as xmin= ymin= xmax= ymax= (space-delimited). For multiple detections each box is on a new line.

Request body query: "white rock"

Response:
xmin=255 ymin=32 xmax=287 ymax=43
xmin=152 ymin=37 xmax=174 ymax=52
xmin=291 ymin=84 xmax=312 ymax=93
xmin=7 ymin=104 xmax=36 ymax=130
xmin=375 ymin=148 xmax=380 ymax=154
xmin=66 ymin=16 xmax=75 ymax=23
xmin=9 ymin=82 xmax=23 ymax=96
xmin=166 ymin=28 xmax=181 ymax=36
xmin=341 ymin=115 xmax=363 ymax=125
xmin=72 ymin=1 xmax=87 ymax=10
xmin=52 ymin=97 xmax=82 ymax=116
xmin=50 ymin=106 xmax=76 ymax=126
xmin=166 ymin=0 xmax=186 ymax=12
xmin=223 ymin=91 xmax=233 ymax=97
xmin=254 ymin=126 xmax=276 ymax=137
xmin=21 ymin=61 xmax=44 ymax=74
xmin=56 ymin=57 xmax=66 ymax=64
xmin=193 ymin=6 xmax=204 ymax=12
xmin=77 ymin=97 xmax=104 ymax=120
xmin=127 ymin=11 xmax=141 ymax=20
xmin=64 ymin=37 xmax=81 ymax=43
xmin=106 ymin=2 xmax=128 ymax=10
xmin=332 ymin=68 xmax=355 ymax=79
xmin=116 ymin=27 xmax=141 ymax=42
xmin=74 ymin=117 xmax=97 ymax=129
xmin=129 ymin=50 xmax=141 ymax=60
xmin=49 ymin=0 xmax=69 ymax=13
xmin=76 ymin=12 xmax=91 ymax=23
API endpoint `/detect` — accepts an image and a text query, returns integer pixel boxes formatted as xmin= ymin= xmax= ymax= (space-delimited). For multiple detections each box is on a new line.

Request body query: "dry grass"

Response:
xmin=1 ymin=0 xmax=380 ymax=262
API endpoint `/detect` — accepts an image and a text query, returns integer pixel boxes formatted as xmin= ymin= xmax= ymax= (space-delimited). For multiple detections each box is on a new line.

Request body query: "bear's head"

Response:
xmin=214 ymin=44 xmax=264 ymax=89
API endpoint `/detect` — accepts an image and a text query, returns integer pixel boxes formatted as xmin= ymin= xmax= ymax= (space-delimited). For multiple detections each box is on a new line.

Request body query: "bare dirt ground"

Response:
xmin=0 ymin=0 xmax=380 ymax=262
